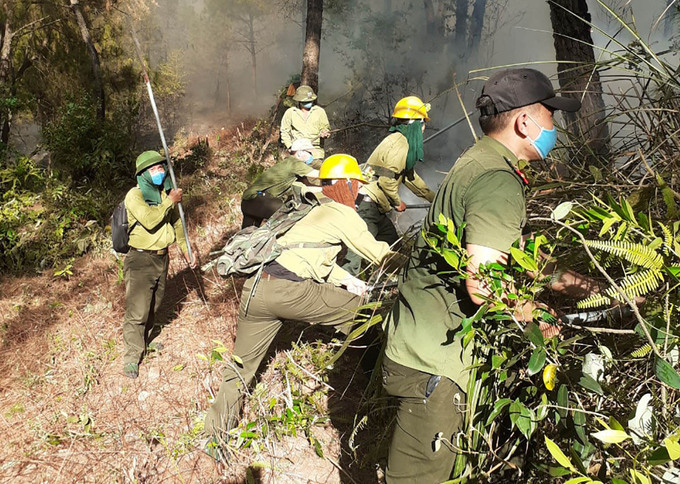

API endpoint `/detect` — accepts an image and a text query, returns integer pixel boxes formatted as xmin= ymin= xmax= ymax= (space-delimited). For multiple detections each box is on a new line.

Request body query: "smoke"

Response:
xmin=141 ymin=0 xmax=672 ymax=191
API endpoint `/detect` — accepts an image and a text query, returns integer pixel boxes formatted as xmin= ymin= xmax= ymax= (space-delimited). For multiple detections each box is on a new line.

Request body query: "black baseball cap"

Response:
xmin=477 ymin=68 xmax=581 ymax=115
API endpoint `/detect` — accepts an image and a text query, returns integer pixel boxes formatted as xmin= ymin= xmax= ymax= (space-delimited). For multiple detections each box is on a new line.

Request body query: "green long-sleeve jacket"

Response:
xmin=125 ymin=187 xmax=188 ymax=253
xmin=275 ymin=192 xmax=394 ymax=286
xmin=242 ymin=157 xmax=314 ymax=201
xmin=280 ymin=106 xmax=330 ymax=158
xmin=364 ymin=132 xmax=435 ymax=213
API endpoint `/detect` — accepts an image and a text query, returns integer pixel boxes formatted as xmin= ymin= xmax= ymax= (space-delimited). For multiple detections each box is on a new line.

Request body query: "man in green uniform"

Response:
xmin=381 ymin=69 xmax=600 ymax=483
xmin=241 ymin=138 xmax=319 ymax=228
xmin=280 ymin=85 xmax=331 ymax=161
xmin=204 ymin=154 xmax=402 ymax=455
xmin=343 ymin=96 xmax=436 ymax=276
xmin=122 ymin=151 xmax=196 ymax=379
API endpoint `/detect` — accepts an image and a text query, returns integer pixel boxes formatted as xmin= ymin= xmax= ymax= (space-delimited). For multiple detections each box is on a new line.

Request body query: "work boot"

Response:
xmin=123 ymin=363 xmax=139 ymax=379
xmin=203 ymin=438 xmax=226 ymax=463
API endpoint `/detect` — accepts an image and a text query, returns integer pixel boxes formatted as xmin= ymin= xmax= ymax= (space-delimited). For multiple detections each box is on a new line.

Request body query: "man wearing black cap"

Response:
xmin=380 ymin=68 xmax=600 ymax=483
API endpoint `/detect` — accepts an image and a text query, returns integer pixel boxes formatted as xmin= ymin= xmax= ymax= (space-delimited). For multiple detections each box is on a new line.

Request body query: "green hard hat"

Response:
xmin=135 ymin=150 xmax=165 ymax=174
xmin=293 ymin=85 xmax=317 ymax=102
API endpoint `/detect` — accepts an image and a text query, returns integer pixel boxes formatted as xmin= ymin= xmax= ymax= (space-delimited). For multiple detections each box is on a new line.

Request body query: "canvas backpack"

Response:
xmin=110 ymin=200 xmax=137 ymax=253
xmin=211 ymin=191 xmax=331 ymax=278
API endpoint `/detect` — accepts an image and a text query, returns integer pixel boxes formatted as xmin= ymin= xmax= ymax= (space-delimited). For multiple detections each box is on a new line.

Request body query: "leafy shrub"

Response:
xmin=42 ymin=93 xmax=133 ymax=186
xmin=0 ymin=155 xmax=112 ymax=272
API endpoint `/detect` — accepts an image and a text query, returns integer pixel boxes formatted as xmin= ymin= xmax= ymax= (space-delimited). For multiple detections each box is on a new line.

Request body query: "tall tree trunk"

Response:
xmin=454 ymin=0 xmax=468 ymax=46
xmin=422 ymin=0 xmax=443 ymax=52
xmin=549 ymin=0 xmax=609 ymax=164
xmin=69 ymin=0 xmax=105 ymax=120
xmin=0 ymin=15 xmax=13 ymax=145
xmin=300 ymin=0 xmax=322 ymax=93
xmin=247 ymin=11 xmax=257 ymax=97
xmin=423 ymin=0 xmax=436 ymax=34
xmin=467 ymin=0 xmax=486 ymax=52
xmin=220 ymin=50 xmax=231 ymax=114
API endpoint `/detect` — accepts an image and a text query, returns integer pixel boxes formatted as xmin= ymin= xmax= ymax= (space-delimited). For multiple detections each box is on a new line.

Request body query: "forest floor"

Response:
xmin=0 ymin=121 xmax=387 ymax=483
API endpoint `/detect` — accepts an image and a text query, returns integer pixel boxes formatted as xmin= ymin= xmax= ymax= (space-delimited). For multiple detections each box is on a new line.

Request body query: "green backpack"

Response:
xmin=203 ymin=190 xmax=331 ymax=278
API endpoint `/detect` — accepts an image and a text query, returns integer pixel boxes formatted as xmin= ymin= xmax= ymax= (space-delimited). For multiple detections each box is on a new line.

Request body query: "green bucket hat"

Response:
xmin=135 ymin=150 xmax=166 ymax=175
xmin=293 ymin=85 xmax=317 ymax=102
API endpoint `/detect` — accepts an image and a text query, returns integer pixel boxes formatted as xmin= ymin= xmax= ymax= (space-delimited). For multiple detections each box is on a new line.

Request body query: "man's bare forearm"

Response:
xmin=547 ymin=265 xmax=601 ymax=299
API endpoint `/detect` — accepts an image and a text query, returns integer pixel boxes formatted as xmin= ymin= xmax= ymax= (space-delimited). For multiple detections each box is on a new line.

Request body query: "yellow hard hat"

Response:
xmin=319 ymin=154 xmax=367 ymax=183
xmin=392 ymin=96 xmax=431 ymax=121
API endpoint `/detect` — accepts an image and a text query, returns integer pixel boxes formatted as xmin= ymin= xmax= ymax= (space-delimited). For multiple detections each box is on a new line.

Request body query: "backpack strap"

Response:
xmin=243 ymin=264 xmax=265 ymax=315
xmin=279 ymin=241 xmax=335 ymax=250
xmin=127 ymin=218 xmax=138 ymax=235
xmin=124 ymin=195 xmax=139 ymax=235
xmin=368 ymin=164 xmax=403 ymax=180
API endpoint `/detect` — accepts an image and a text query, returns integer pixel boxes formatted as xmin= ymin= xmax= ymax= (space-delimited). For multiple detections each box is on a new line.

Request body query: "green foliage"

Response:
xmin=425 ymin=193 xmax=680 ymax=483
xmin=3 ymin=194 xmax=107 ymax=270
xmin=218 ymin=342 xmax=332 ymax=458
xmin=0 ymin=153 xmax=115 ymax=272
xmin=42 ymin=94 xmax=133 ymax=184
xmin=196 ymin=340 xmax=230 ymax=368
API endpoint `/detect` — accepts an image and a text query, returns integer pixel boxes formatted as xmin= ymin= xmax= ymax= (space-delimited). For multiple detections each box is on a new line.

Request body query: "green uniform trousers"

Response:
xmin=343 ymin=200 xmax=399 ymax=276
xmin=382 ymin=356 xmax=466 ymax=484
xmin=204 ymin=275 xmax=360 ymax=437
xmin=122 ymin=250 xmax=169 ymax=365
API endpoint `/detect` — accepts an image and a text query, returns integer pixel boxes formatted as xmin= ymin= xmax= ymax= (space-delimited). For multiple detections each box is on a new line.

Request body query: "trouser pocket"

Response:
xmin=382 ymin=356 xmax=432 ymax=402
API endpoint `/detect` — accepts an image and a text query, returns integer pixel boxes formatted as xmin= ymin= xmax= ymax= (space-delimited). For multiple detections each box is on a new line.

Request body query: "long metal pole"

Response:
xmin=128 ymin=20 xmax=193 ymax=262
xmin=423 ymin=110 xmax=475 ymax=144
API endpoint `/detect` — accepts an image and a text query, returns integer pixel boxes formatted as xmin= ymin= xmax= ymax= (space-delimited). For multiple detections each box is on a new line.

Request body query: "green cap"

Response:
xmin=293 ymin=85 xmax=317 ymax=102
xmin=135 ymin=151 xmax=166 ymax=174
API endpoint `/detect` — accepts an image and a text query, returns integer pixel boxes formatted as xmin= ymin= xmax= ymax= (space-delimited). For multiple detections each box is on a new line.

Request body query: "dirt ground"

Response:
xmin=0 ymin=123 xmax=388 ymax=483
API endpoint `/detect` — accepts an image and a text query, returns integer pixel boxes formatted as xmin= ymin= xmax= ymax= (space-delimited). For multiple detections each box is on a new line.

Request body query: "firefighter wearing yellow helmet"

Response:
xmin=343 ymin=95 xmax=436 ymax=276
xmin=204 ymin=154 xmax=402 ymax=458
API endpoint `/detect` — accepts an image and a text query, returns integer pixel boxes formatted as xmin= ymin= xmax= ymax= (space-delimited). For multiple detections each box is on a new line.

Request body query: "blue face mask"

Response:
xmin=301 ymin=102 xmax=314 ymax=109
xmin=304 ymin=153 xmax=314 ymax=165
xmin=149 ymin=168 xmax=166 ymax=186
xmin=526 ymin=114 xmax=557 ymax=159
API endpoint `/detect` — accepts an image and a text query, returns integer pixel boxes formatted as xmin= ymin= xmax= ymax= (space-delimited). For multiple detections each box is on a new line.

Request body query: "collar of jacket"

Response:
xmin=478 ymin=135 xmax=529 ymax=187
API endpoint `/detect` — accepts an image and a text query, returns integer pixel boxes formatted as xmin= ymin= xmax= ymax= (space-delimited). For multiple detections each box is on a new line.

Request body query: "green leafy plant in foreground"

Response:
xmin=426 ymin=194 xmax=680 ymax=483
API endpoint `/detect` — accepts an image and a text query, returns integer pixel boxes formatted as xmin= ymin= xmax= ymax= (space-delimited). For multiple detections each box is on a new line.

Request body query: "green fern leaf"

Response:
xmin=584 ymin=240 xmax=663 ymax=270
xmin=604 ymin=269 xmax=663 ymax=301
xmin=630 ymin=344 xmax=652 ymax=358
xmin=659 ymin=222 xmax=673 ymax=255
xmin=577 ymin=292 xmax=612 ymax=309
xmin=578 ymin=269 xmax=662 ymax=309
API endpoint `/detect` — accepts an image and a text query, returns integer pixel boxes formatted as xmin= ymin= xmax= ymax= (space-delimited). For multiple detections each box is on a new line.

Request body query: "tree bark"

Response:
xmin=549 ymin=0 xmax=609 ymax=163
xmin=1 ymin=15 xmax=13 ymax=145
xmin=247 ymin=10 xmax=257 ymax=97
xmin=467 ymin=0 xmax=486 ymax=51
xmin=454 ymin=0 xmax=468 ymax=46
xmin=422 ymin=0 xmax=444 ymax=52
xmin=423 ymin=0 xmax=436 ymax=35
xmin=68 ymin=0 xmax=105 ymax=120
xmin=300 ymin=0 xmax=322 ymax=93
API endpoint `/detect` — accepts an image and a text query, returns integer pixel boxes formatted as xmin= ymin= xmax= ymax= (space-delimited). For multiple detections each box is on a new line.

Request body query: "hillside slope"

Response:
xmin=0 ymin=122 xmax=381 ymax=483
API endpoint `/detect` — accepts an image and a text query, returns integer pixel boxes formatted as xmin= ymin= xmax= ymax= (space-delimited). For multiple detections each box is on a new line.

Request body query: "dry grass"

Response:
xmin=0 ymin=122 xmax=376 ymax=483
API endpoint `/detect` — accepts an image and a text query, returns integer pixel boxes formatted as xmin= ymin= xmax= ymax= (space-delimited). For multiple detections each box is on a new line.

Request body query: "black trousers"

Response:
xmin=240 ymin=193 xmax=283 ymax=229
